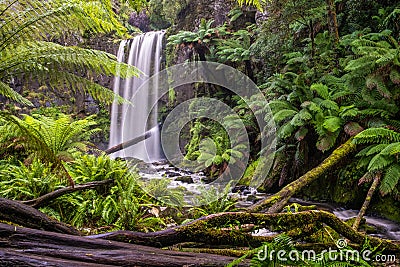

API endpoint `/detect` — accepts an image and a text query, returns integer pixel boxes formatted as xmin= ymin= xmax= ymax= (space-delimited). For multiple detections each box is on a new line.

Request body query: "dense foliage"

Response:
xmin=1 ymin=0 xmax=400 ymax=265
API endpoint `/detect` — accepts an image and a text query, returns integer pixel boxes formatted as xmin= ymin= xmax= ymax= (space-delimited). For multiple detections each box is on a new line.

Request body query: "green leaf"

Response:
xmin=323 ymin=116 xmax=343 ymax=133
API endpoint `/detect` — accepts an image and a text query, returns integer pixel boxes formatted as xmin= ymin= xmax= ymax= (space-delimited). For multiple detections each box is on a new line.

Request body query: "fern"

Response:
xmin=236 ymin=0 xmax=263 ymax=11
xmin=0 ymin=0 xmax=138 ymax=105
xmin=380 ymin=164 xmax=400 ymax=195
xmin=0 ymin=112 xmax=100 ymax=185
xmin=354 ymin=128 xmax=400 ymax=144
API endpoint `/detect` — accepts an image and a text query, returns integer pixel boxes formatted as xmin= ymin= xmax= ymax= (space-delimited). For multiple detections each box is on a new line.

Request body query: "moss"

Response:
xmin=238 ymin=159 xmax=259 ymax=186
xmin=370 ymin=197 xmax=400 ymax=223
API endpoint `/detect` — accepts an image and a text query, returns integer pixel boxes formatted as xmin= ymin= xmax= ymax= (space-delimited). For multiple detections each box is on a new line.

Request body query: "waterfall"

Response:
xmin=109 ymin=31 xmax=165 ymax=162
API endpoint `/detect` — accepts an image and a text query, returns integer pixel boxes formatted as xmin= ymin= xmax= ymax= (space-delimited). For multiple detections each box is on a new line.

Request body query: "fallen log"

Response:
xmin=105 ymin=130 xmax=152 ymax=155
xmin=0 ymin=223 xmax=249 ymax=267
xmin=89 ymin=210 xmax=400 ymax=252
xmin=21 ymin=179 xmax=114 ymax=208
xmin=0 ymin=198 xmax=79 ymax=235
xmin=250 ymin=138 xmax=357 ymax=213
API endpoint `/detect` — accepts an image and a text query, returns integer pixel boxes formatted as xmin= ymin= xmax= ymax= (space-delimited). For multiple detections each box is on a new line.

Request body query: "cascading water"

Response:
xmin=109 ymin=31 xmax=165 ymax=162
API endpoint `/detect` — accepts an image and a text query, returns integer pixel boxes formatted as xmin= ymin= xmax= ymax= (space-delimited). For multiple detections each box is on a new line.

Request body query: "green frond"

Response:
xmin=290 ymin=109 xmax=312 ymax=127
xmin=0 ymin=112 xmax=99 ymax=165
xmin=0 ymin=81 xmax=33 ymax=106
xmin=379 ymin=142 xmax=400 ymax=156
xmin=278 ymin=122 xmax=296 ymax=139
xmin=380 ymin=164 xmax=400 ymax=196
xmin=390 ymin=68 xmax=400 ymax=84
xmin=356 ymin=144 xmax=389 ymax=157
xmin=368 ymin=154 xmax=394 ymax=171
xmin=310 ymin=83 xmax=329 ymax=100
xmin=273 ymin=109 xmax=297 ymax=123
xmin=320 ymin=99 xmax=339 ymax=111
xmin=354 ymin=128 xmax=400 ymax=144
xmin=268 ymin=100 xmax=297 ymax=112
xmin=366 ymin=75 xmax=391 ymax=98
xmin=0 ymin=0 xmax=128 ymax=51
xmin=0 ymin=0 xmax=134 ymax=105
xmin=236 ymin=0 xmax=263 ymax=11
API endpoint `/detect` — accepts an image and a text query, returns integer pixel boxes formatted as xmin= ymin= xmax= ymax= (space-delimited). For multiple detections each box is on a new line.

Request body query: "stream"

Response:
xmin=132 ymin=160 xmax=400 ymax=241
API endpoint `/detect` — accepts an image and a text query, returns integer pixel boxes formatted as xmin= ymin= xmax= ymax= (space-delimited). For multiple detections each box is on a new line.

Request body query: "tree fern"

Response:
xmin=0 ymin=0 xmax=138 ymax=105
xmin=0 ymin=112 xmax=101 ymax=185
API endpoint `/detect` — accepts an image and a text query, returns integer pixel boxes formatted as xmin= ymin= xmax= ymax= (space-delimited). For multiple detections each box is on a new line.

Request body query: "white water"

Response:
xmin=109 ymin=31 xmax=165 ymax=162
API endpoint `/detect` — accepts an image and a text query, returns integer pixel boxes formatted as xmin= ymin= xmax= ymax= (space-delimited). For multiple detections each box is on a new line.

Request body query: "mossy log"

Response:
xmin=21 ymin=179 xmax=114 ymax=208
xmin=0 ymin=223 xmax=248 ymax=267
xmin=0 ymin=198 xmax=79 ymax=235
xmin=90 ymin=210 xmax=399 ymax=252
xmin=250 ymin=138 xmax=357 ymax=213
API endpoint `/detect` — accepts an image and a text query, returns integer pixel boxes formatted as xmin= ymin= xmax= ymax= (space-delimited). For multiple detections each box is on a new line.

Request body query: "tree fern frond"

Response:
xmin=0 ymin=0 xmax=134 ymax=105
xmin=368 ymin=154 xmax=394 ymax=171
xmin=378 ymin=142 xmax=400 ymax=156
xmin=380 ymin=164 xmax=400 ymax=196
xmin=0 ymin=81 xmax=33 ymax=106
xmin=35 ymin=68 xmax=128 ymax=105
xmin=354 ymin=128 xmax=400 ymax=144
xmin=273 ymin=109 xmax=297 ymax=123
xmin=357 ymin=144 xmax=389 ymax=157
xmin=366 ymin=75 xmax=391 ymax=98
xmin=310 ymin=83 xmax=329 ymax=100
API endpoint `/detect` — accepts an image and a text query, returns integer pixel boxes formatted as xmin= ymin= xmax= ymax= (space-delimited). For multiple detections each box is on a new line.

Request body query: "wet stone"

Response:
xmin=165 ymin=171 xmax=181 ymax=177
xmin=175 ymin=176 xmax=194 ymax=184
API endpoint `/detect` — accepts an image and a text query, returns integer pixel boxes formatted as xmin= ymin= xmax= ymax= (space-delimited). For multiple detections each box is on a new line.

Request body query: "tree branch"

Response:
xmin=21 ymin=179 xmax=114 ymax=208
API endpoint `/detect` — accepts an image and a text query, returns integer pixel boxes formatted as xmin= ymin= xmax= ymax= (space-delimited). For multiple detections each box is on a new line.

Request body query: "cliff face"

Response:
xmin=175 ymin=0 xmax=233 ymax=32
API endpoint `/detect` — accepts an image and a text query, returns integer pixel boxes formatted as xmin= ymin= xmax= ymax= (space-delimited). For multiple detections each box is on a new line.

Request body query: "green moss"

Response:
xmin=238 ymin=159 xmax=259 ymax=186
xmin=370 ymin=197 xmax=400 ymax=223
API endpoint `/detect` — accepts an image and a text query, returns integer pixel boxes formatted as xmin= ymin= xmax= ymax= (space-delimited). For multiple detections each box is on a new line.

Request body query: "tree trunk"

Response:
xmin=250 ymin=138 xmax=356 ymax=213
xmin=309 ymin=19 xmax=315 ymax=63
xmin=0 ymin=223 xmax=249 ymax=267
xmin=0 ymin=198 xmax=80 ymax=235
xmin=353 ymin=172 xmax=381 ymax=231
xmin=326 ymin=0 xmax=339 ymax=45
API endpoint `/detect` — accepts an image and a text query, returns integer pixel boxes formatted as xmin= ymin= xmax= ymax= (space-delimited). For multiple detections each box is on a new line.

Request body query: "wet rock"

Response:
xmin=246 ymin=194 xmax=258 ymax=203
xmin=201 ymin=176 xmax=215 ymax=184
xmin=242 ymin=189 xmax=252 ymax=195
xmin=175 ymin=176 xmax=194 ymax=184
xmin=165 ymin=171 xmax=181 ymax=177
xmin=232 ymin=185 xmax=249 ymax=193
xmin=125 ymin=157 xmax=157 ymax=174
xmin=128 ymin=10 xmax=151 ymax=32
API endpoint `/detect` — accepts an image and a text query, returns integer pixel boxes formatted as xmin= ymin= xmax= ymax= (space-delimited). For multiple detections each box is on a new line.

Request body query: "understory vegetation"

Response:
xmin=0 ymin=0 xmax=400 ymax=266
